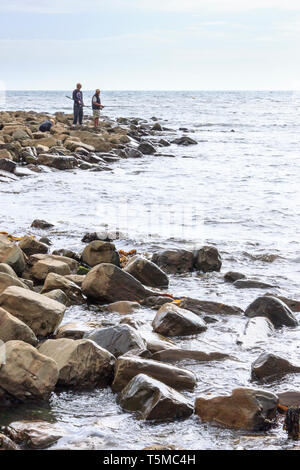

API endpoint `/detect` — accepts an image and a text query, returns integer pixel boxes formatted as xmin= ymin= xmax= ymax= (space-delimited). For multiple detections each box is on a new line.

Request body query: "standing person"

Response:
xmin=72 ymin=83 xmax=84 ymax=126
xmin=92 ymin=89 xmax=104 ymax=129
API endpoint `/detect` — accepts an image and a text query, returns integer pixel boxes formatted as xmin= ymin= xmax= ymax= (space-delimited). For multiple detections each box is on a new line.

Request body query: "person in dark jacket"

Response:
xmin=72 ymin=83 xmax=84 ymax=126
xmin=39 ymin=118 xmax=55 ymax=132
xmin=92 ymin=89 xmax=104 ymax=129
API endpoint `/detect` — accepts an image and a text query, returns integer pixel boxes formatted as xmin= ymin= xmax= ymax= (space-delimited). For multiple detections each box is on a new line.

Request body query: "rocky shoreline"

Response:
xmin=0 ymin=217 xmax=300 ymax=449
xmin=0 ymin=110 xmax=197 ymax=182
xmin=1 ymin=111 xmax=300 ymax=450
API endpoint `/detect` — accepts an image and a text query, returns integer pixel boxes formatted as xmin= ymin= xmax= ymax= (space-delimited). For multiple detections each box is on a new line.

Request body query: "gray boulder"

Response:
xmin=85 ymin=324 xmax=145 ymax=357
xmin=245 ymin=296 xmax=298 ymax=328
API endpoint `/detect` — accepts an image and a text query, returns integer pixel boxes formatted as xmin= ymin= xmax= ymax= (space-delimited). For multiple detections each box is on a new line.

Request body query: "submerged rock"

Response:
xmin=38 ymin=338 xmax=115 ymax=388
xmin=0 ymin=286 xmax=65 ymax=337
xmin=233 ymin=279 xmax=275 ymax=289
xmin=106 ymin=300 xmax=141 ymax=314
xmin=123 ymin=255 xmax=169 ymax=287
xmin=82 ymin=263 xmax=153 ymax=302
xmin=180 ymin=297 xmax=243 ymax=316
xmin=31 ymin=219 xmax=54 ymax=229
xmin=245 ymin=296 xmax=298 ymax=328
xmin=251 ymin=353 xmax=300 ymax=382
xmin=112 ymin=355 xmax=196 ymax=392
xmin=152 ymin=303 xmax=207 ymax=336
xmin=224 ymin=271 xmax=246 ymax=282
xmin=81 ymin=240 xmax=120 ymax=267
xmin=151 ymin=348 xmax=231 ymax=363
xmin=195 ymin=388 xmax=278 ymax=431
xmin=118 ymin=373 xmax=193 ymax=421
xmin=152 ymin=249 xmax=194 ymax=274
xmin=4 ymin=421 xmax=65 ymax=449
xmin=85 ymin=324 xmax=145 ymax=357
xmin=0 ymin=340 xmax=58 ymax=402
xmin=194 ymin=246 xmax=222 ymax=272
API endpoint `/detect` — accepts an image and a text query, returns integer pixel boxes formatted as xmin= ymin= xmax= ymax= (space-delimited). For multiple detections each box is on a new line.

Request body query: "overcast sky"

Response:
xmin=0 ymin=0 xmax=300 ymax=90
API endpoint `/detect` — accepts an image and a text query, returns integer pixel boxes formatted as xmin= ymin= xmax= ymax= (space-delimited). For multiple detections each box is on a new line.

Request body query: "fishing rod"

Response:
xmin=65 ymin=96 xmax=135 ymax=108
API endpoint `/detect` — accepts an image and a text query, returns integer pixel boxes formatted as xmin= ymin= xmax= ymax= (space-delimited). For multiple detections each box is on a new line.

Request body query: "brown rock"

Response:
xmin=194 ymin=246 xmax=222 ymax=272
xmin=0 ymin=286 xmax=65 ymax=337
xmin=118 ymin=373 xmax=193 ymax=421
xmin=151 ymin=348 xmax=231 ymax=363
xmin=0 ymin=242 xmax=26 ymax=276
xmin=82 ymin=263 xmax=153 ymax=302
xmin=0 ymin=307 xmax=38 ymax=345
xmin=179 ymin=297 xmax=243 ymax=316
xmin=0 ymin=340 xmax=58 ymax=402
xmin=112 ymin=355 xmax=196 ymax=392
xmin=195 ymin=388 xmax=278 ymax=431
xmin=245 ymin=296 xmax=298 ymax=328
xmin=41 ymin=272 xmax=85 ymax=304
xmin=81 ymin=241 xmax=120 ymax=267
xmin=152 ymin=249 xmax=194 ymax=274
xmin=152 ymin=303 xmax=207 ymax=336
xmin=106 ymin=300 xmax=141 ymax=314
xmin=0 ymin=272 xmax=29 ymax=295
xmin=18 ymin=236 xmax=48 ymax=256
xmin=38 ymin=338 xmax=115 ymax=388
xmin=251 ymin=353 xmax=300 ymax=382
xmin=4 ymin=421 xmax=65 ymax=449
xmin=124 ymin=256 xmax=169 ymax=287
xmin=31 ymin=258 xmax=71 ymax=281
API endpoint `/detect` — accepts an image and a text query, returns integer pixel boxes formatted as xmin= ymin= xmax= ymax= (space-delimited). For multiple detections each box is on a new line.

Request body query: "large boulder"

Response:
xmin=251 ymin=353 xmax=300 ymax=382
xmin=18 ymin=236 xmax=48 ymax=256
xmin=41 ymin=272 xmax=85 ymax=304
xmin=4 ymin=421 xmax=65 ymax=449
xmin=0 ymin=272 xmax=29 ymax=295
xmin=195 ymin=388 xmax=278 ymax=431
xmin=194 ymin=246 xmax=222 ymax=272
xmin=117 ymin=373 xmax=193 ymax=421
xmin=38 ymin=338 xmax=115 ymax=388
xmin=31 ymin=258 xmax=71 ymax=281
xmin=85 ymin=324 xmax=146 ymax=357
xmin=124 ymin=256 xmax=169 ymax=287
xmin=0 ymin=242 xmax=26 ymax=276
xmin=0 ymin=307 xmax=37 ymax=345
xmin=82 ymin=263 xmax=153 ymax=302
xmin=29 ymin=254 xmax=78 ymax=272
xmin=0 ymin=286 xmax=65 ymax=337
xmin=112 ymin=355 xmax=196 ymax=392
xmin=152 ymin=249 xmax=194 ymax=274
xmin=0 ymin=340 xmax=58 ymax=402
xmin=81 ymin=241 xmax=120 ymax=267
xmin=244 ymin=296 xmax=298 ymax=328
xmin=152 ymin=303 xmax=207 ymax=336
xmin=179 ymin=297 xmax=243 ymax=316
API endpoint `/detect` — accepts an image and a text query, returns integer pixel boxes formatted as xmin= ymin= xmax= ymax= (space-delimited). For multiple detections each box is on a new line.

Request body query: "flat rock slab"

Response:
xmin=180 ymin=297 xmax=243 ymax=316
xmin=233 ymin=279 xmax=275 ymax=289
xmin=112 ymin=355 xmax=197 ymax=392
xmin=151 ymin=348 xmax=232 ymax=363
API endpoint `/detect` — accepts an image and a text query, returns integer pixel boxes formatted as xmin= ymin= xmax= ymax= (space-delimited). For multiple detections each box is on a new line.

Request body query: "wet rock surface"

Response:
xmin=152 ymin=302 xmax=207 ymax=336
xmin=251 ymin=353 xmax=300 ymax=382
xmin=4 ymin=420 xmax=65 ymax=449
xmin=85 ymin=324 xmax=146 ymax=357
xmin=195 ymin=388 xmax=278 ymax=431
xmin=124 ymin=255 xmax=169 ymax=287
xmin=245 ymin=296 xmax=298 ymax=328
xmin=112 ymin=355 xmax=197 ymax=392
xmin=117 ymin=373 xmax=193 ymax=421
xmin=152 ymin=249 xmax=194 ymax=274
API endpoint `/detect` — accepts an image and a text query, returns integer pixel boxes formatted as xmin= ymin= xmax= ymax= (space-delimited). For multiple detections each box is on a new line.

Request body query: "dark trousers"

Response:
xmin=73 ymin=105 xmax=83 ymax=125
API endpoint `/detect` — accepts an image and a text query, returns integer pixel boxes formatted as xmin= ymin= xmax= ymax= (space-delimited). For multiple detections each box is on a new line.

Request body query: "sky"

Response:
xmin=0 ymin=0 xmax=300 ymax=90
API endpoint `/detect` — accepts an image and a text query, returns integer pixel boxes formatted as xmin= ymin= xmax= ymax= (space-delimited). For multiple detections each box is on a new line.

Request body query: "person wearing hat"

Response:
xmin=72 ymin=83 xmax=84 ymax=126
xmin=39 ymin=118 xmax=55 ymax=132
xmin=92 ymin=89 xmax=104 ymax=129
